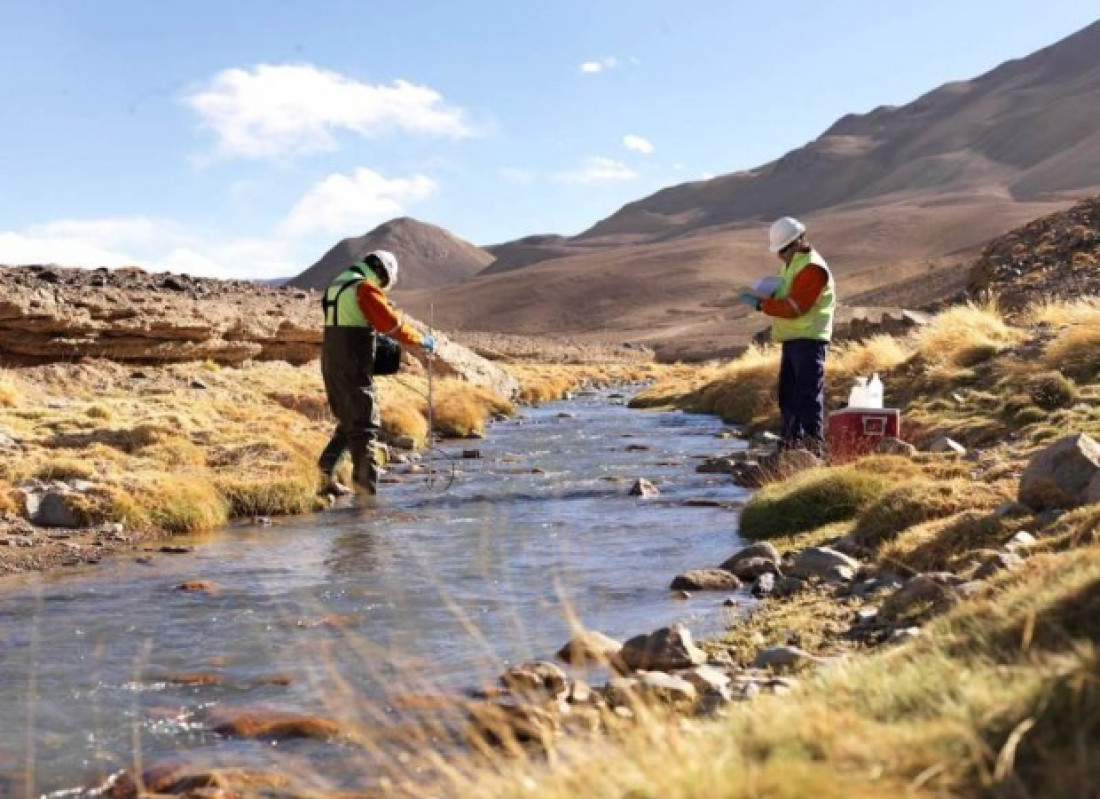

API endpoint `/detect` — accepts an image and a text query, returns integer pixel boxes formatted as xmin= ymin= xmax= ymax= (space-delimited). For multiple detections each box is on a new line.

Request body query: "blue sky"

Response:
xmin=0 ymin=1 xmax=1096 ymax=279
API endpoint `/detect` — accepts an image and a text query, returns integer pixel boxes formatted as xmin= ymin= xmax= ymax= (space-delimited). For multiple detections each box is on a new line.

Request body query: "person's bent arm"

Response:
xmin=355 ymin=282 xmax=426 ymax=348
xmin=759 ymin=264 xmax=828 ymax=319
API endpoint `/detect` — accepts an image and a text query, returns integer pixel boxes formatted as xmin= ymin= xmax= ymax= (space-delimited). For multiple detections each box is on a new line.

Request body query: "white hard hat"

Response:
xmin=768 ymin=217 xmax=807 ymax=253
xmin=365 ymin=249 xmax=399 ymax=289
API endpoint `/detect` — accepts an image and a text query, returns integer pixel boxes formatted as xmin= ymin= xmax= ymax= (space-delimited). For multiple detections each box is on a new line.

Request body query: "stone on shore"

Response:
xmin=1018 ymin=433 xmax=1100 ymax=511
xmin=670 ymin=569 xmax=742 ymax=591
xmin=619 ymin=624 xmax=707 ymax=672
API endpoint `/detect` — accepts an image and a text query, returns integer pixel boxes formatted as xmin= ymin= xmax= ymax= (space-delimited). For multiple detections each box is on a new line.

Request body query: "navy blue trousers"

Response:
xmin=778 ymin=339 xmax=828 ymax=454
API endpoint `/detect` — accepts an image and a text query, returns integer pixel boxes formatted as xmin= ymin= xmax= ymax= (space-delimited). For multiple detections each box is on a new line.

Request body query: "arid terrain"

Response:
xmin=276 ymin=20 xmax=1100 ymax=361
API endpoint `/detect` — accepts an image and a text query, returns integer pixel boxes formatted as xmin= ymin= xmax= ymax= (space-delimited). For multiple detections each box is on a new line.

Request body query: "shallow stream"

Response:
xmin=0 ymin=390 xmax=751 ymax=793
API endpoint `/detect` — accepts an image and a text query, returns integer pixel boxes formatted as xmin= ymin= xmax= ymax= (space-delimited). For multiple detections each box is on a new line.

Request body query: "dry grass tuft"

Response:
xmin=828 ymin=335 xmax=911 ymax=383
xmin=32 ymin=458 xmax=97 ymax=482
xmin=0 ymin=371 xmax=21 ymax=408
xmin=0 ymin=479 xmax=15 ymax=515
xmin=691 ymin=345 xmax=780 ymax=425
xmin=432 ymin=380 xmax=514 ymax=438
xmin=739 ymin=462 xmax=900 ymax=540
xmin=266 ymin=390 xmax=333 ymax=422
xmin=912 ymin=301 xmax=1022 ymax=370
xmin=852 ymin=478 xmax=1011 ymax=550
xmin=1044 ymin=324 xmax=1100 ymax=382
xmin=380 ymin=393 xmax=430 ymax=446
xmin=1026 ymin=296 xmax=1100 ymax=328
xmin=115 ymin=475 xmax=229 ymax=535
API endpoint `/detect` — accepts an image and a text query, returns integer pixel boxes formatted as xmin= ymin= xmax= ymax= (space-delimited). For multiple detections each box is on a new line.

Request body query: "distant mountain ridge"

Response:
xmin=289 ymin=217 xmax=492 ymax=292
xmin=289 ymin=19 xmax=1100 ymax=361
xmin=483 ymin=19 xmax=1100 ymax=271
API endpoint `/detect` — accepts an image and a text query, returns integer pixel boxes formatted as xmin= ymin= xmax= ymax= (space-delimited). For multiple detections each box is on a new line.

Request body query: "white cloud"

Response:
xmin=0 ymin=166 xmax=441 ymax=280
xmin=579 ymin=57 xmax=619 ymax=74
xmin=0 ymin=231 xmax=136 ymax=269
xmin=0 ymin=217 xmax=297 ymax=280
xmin=623 ymin=134 xmax=654 ymax=155
xmin=554 ymin=157 xmax=637 ymax=185
xmin=185 ymin=63 xmax=473 ymax=159
xmin=281 ymin=167 xmax=437 ymax=237
xmin=26 ymin=217 xmax=169 ymax=248
xmin=498 ymin=167 xmax=537 ymax=184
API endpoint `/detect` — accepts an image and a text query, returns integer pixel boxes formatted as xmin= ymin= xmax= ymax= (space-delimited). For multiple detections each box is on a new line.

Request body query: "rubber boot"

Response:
xmin=319 ymin=472 xmax=353 ymax=497
xmin=349 ymin=441 xmax=379 ymax=495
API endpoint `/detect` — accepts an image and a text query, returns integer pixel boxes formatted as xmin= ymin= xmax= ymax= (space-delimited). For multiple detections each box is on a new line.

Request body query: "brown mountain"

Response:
xmin=404 ymin=20 xmax=1100 ymax=359
xmin=289 ymin=217 xmax=493 ymax=292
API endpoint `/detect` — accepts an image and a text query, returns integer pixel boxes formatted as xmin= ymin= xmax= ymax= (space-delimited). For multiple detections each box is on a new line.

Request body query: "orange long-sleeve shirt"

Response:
xmin=760 ymin=264 xmax=829 ymax=319
xmin=355 ymin=282 xmax=425 ymax=348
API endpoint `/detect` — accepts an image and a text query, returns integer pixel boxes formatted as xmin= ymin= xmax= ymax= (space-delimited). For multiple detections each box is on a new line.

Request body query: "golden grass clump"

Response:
xmin=517 ymin=372 xmax=577 ymax=404
xmin=432 ymin=380 xmax=514 ymax=438
xmin=912 ymin=300 xmax=1022 ymax=369
xmin=852 ymin=478 xmax=1011 ymax=550
xmin=380 ymin=395 xmax=430 ymax=446
xmin=1026 ymin=296 xmax=1100 ymax=328
xmin=215 ymin=473 xmax=321 ymax=517
xmin=739 ymin=462 xmax=898 ymax=540
xmin=690 ymin=345 xmax=780 ymax=425
xmin=32 ymin=457 xmax=97 ymax=482
xmin=0 ymin=370 xmax=21 ymax=408
xmin=880 ymin=510 xmax=1011 ymax=573
xmin=266 ymin=390 xmax=333 ymax=422
xmin=138 ymin=436 xmax=207 ymax=468
xmin=0 ymin=480 xmax=16 ymax=515
xmin=1044 ymin=324 xmax=1100 ymax=382
xmin=828 ymin=334 xmax=911 ymax=383
xmin=137 ymin=476 xmax=229 ymax=535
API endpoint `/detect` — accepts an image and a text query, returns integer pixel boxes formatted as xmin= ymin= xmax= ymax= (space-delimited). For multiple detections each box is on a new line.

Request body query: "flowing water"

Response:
xmin=0 ymin=390 xmax=752 ymax=794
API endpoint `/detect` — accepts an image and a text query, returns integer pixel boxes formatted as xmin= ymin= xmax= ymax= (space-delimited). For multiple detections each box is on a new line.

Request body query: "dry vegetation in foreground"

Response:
xmin=0 ymin=360 xmax=532 ymax=546
xmin=354 ymin=295 xmax=1100 ymax=799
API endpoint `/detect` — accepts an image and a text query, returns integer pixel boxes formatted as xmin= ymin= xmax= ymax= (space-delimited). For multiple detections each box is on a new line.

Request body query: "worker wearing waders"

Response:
xmin=739 ymin=217 xmax=836 ymax=455
xmin=318 ymin=250 xmax=435 ymax=495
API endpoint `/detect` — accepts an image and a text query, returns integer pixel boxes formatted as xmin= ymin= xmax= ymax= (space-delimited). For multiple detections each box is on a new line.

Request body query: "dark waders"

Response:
xmin=319 ymin=325 xmax=380 ymax=494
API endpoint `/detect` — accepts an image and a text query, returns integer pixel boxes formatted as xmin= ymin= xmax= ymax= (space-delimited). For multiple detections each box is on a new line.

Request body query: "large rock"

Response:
xmin=555 ymin=630 xmax=623 ymax=667
xmin=1018 ymin=433 xmax=1100 ymax=511
xmin=880 ymin=572 xmax=966 ymax=621
xmin=619 ymin=624 xmax=707 ymax=672
xmin=789 ymin=547 xmax=860 ymax=580
xmin=719 ymin=541 xmax=781 ymax=572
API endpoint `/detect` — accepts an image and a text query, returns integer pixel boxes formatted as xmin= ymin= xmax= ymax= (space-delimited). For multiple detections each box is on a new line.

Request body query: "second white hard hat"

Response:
xmin=768 ymin=217 xmax=807 ymax=253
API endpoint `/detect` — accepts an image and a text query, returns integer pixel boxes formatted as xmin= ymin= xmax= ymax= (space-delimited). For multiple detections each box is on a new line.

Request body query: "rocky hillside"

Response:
xmin=966 ymin=194 xmax=1100 ymax=312
xmin=0 ymin=265 xmax=318 ymax=365
xmin=577 ymin=18 xmax=1100 ymax=245
xmin=290 ymin=217 xmax=493 ymax=292
xmin=0 ymin=264 xmax=519 ymax=399
xmin=408 ymin=22 xmax=1100 ymax=357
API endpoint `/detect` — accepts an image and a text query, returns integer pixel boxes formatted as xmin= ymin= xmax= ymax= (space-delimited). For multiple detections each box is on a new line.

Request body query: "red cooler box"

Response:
xmin=827 ymin=407 xmax=900 ymax=461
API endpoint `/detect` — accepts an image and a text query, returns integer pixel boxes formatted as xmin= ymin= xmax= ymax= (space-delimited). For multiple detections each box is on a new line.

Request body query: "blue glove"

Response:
xmin=421 ymin=334 xmax=436 ymax=354
xmin=738 ymin=293 xmax=761 ymax=311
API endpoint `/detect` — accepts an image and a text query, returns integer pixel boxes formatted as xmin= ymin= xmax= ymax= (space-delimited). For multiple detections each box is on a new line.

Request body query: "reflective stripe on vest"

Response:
xmin=322 ymin=267 xmax=375 ymax=328
xmin=771 ymin=248 xmax=836 ymax=343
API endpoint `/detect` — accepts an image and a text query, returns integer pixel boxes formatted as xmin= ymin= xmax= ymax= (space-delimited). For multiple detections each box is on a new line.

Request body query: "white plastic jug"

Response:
xmin=847 ymin=377 xmax=869 ymax=408
xmin=866 ymin=373 xmax=884 ymax=408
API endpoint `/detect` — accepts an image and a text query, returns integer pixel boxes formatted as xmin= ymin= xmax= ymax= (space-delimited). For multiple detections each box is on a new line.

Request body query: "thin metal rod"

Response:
xmin=427 ymin=303 xmax=435 ymax=489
